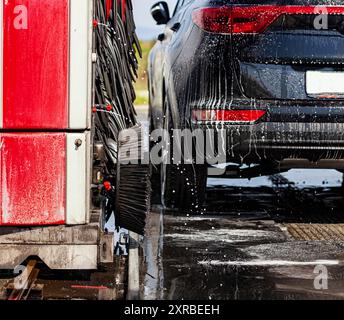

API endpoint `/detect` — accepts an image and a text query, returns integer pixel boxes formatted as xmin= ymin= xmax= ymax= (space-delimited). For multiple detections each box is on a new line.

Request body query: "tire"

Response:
xmin=163 ymin=163 xmax=207 ymax=211
xmin=161 ymin=96 xmax=207 ymax=211
xmin=160 ymin=98 xmax=180 ymax=208
xmin=179 ymin=164 xmax=208 ymax=211
xmin=149 ymin=106 xmax=162 ymax=205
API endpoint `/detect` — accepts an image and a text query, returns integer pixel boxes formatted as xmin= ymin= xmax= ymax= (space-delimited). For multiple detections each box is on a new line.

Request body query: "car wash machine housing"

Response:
xmin=0 ymin=0 xmax=146 ymax=270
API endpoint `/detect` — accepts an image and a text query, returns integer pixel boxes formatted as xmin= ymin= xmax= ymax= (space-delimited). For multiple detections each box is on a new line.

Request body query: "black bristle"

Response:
xmin=94 ymin=1 xmax=149 ymax=234
xmin=116 ymin=125 xmax=151 ymax=235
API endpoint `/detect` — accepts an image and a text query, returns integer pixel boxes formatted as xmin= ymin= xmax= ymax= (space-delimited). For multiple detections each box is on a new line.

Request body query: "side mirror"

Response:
xmin=151 ymin=2 xmax=170 ymax=25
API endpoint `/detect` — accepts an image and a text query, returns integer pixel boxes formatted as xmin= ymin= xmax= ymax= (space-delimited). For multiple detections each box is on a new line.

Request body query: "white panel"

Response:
xmin=306 ymin=71 xmax=344 ymax=95
xmin=66 ymin=132 xmax=90 ymax=225
xmin=69 ymin=0 xmax=93 ymax=129
xmin=0 ymin=1 xmax=3 ymax=128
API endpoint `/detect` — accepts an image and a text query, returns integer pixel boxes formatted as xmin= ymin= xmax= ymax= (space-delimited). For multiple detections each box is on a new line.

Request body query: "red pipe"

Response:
xmin=106 ymin=0 xmax=113 ymax=20
xmin=122 ymin=0 xmax=127 ymax=22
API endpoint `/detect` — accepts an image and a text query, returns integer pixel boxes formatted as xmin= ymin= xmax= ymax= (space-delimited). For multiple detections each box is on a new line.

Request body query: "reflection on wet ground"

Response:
xmin=141 ymin=171 xmax=344 ymax=300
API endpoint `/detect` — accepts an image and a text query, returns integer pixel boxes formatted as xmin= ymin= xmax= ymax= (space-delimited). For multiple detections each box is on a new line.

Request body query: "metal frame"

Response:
xmin=69 ymin=0 xmax=93 ymax=129
xmin=0 ymin=0 xmax=98 ymax=269
xmin=0 ymin=211 xmax=113 ymax=270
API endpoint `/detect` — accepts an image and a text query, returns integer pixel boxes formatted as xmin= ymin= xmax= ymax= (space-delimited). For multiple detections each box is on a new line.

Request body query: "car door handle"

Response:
xmin=171 ymin=22 xmax=181 ymax=32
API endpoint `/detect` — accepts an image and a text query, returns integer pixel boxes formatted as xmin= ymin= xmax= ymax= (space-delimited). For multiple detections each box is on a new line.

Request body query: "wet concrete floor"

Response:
xmin=135 ymin=105 xmax=344 ymax=300
xmin=141 ymin=174 xmax=344 ymax=300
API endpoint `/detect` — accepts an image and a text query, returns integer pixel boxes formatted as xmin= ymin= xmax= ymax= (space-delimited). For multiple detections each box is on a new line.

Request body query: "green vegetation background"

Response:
xmin=134 ymin=41 xmax=155 ymax=106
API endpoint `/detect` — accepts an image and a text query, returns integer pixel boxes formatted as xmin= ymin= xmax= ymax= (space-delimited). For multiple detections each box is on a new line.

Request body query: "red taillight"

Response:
xmin=192 ymin=110 xmax=266 ymax=123
xmin=192 ymin=7 xmax=232 ymax=34
xmin=192 ymin=5 xmax=344 ymax=34
xmin=231 ymin=6 xmax=281 ymax=34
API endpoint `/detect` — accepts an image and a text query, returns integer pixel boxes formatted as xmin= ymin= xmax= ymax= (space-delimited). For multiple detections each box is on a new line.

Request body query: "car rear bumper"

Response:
xmin=193 ymin=121 xmax=344 ymax=164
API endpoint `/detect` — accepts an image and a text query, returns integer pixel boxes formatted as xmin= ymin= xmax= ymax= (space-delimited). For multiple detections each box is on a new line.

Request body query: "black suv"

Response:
xmin=149 ymin=0 xmax=344 ymax=209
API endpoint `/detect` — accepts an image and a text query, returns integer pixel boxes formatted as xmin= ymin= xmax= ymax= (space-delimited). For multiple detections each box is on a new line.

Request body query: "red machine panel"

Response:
xmin=0 ymin=133 xmax=66 ymax=225
xmin=3 ymin=0 xmax=69 ymax=129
